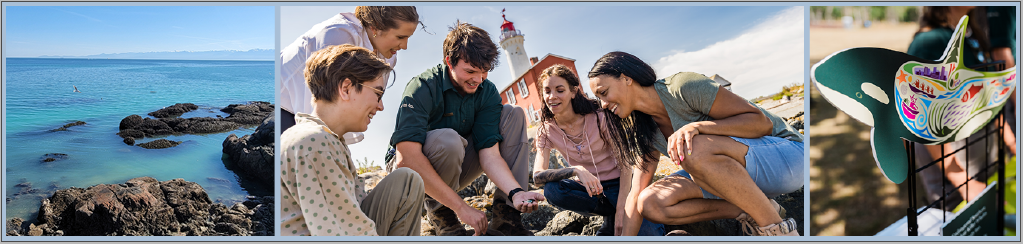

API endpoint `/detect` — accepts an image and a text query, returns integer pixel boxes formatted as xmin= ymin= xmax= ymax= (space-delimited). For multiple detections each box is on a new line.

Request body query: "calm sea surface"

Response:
xmin=3 ymin=58 xmax=274 ymax=221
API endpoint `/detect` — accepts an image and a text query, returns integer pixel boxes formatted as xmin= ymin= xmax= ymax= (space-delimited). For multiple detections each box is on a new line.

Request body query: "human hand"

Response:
xmin=573 ymin=166 xmax=603 ymax=196
xmin=512 ymin=191 xmax=545 ymax=213
xmin=668 ymin=124 xmax=700 ymax=165
xmin=454 ymin=204 xmax=488 ymax=236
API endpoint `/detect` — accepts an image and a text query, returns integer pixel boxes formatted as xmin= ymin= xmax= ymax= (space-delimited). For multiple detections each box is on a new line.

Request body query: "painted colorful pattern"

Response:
xmin=895 ymin=62 xmax=1016 ymax=143
xmin=810 ymin=15 xmax=1017 ymax=184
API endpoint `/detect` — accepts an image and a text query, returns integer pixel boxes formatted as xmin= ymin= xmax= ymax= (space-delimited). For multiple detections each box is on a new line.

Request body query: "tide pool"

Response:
xmin=3 ymin=58 xmax=274 ymax=222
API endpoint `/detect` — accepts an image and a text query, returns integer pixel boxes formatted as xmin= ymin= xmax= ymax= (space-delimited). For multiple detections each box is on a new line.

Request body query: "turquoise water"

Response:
xmin=3 ymin=58 xmax=274 ymax=222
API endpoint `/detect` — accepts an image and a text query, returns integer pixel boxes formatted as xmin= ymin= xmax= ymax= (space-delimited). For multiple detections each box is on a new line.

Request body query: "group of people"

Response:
xmin=278 ymin=6 xmax=804 ymax=237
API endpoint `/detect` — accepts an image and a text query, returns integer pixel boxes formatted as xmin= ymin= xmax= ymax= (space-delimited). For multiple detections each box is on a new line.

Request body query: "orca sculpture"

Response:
xmin=811 ymin=16 xmax=1016 ymax=184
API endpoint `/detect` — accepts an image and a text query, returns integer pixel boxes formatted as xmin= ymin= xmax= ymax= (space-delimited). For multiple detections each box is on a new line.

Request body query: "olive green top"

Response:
xmin=650 ymin=72 xmax=804 ymax=156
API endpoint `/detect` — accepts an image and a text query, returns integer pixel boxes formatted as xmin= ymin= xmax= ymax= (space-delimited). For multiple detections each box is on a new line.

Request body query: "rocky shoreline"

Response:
xmin=6 ymin=101 xmax=277 ymax=236
xmin=5 ymin=177 xmax=273 ymax=236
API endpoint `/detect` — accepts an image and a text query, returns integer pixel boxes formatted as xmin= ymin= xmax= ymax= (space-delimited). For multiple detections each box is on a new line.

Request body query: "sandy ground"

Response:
xmin=808 ymin=22 xmax=931 ymax=236
xmin=809 ymin=23 xmax=919 ymax=64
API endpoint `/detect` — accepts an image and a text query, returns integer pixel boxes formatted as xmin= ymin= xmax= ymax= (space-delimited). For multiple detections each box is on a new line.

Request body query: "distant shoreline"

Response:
xmin=6 ymin=57 xmax=273 ymax=62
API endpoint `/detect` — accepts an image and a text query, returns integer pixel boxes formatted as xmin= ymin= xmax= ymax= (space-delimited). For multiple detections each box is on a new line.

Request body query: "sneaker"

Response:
xmin=755 ymin=218 xmax=799 ymax=236
xmin=427 ymin=205 xmax=469 ymax=236
xmin=488 ymin=203 xmax=534 ymax=236
xmin=736 ymin=199 xmax=786 ymax=236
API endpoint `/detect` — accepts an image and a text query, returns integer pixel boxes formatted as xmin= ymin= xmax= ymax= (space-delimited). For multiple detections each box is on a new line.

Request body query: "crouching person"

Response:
xmin=386 ymin=22 xmax=544 ymax=236
xmin=281 ymin=44 xmax=425 ymax=236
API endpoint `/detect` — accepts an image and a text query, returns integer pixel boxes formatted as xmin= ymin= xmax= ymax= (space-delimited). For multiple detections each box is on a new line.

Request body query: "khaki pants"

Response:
xmin=412 ymin=104 xmax=529 ymax=210
xmin=360 ymin=167 xmax=426 ymax=236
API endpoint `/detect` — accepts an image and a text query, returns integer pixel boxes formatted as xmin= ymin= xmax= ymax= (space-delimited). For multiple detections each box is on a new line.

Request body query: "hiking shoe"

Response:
xmin=755 ymin=218 xmax=799 ymax=236
xmin=427 ymin=205 xmax=469 ymax=236
xmin=488 ymin=203 xmax=534 ymax=236
xmin=736 ymin=199 xmax=786 ymax=236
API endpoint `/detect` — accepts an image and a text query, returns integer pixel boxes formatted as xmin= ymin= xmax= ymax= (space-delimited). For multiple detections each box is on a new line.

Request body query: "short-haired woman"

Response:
xmin=280 ymin=44 xmax=425 ymax=236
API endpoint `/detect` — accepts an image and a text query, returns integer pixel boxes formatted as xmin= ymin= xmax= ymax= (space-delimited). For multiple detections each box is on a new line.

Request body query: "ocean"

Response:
xmin=3 ymin=58 xmax=274 ymax=222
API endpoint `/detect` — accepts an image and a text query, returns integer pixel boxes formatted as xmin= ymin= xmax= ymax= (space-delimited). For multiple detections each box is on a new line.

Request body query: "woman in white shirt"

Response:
xmin=280 ymin=6 xmax=420 ymax=140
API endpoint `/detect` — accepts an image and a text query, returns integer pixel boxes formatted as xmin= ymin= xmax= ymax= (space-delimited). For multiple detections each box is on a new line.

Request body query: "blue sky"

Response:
xmin=5 ymin=6 xmax=274 ymax=57
xmin=281 ymin=5 xmax=805 ymax=167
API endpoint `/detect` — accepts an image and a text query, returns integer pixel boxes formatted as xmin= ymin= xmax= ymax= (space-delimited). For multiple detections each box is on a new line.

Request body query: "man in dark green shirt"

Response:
xmin=386 ymin=22 xmax=543 ymax=236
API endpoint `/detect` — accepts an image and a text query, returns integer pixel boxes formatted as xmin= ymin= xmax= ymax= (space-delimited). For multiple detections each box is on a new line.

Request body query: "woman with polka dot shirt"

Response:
xmin=280 ymin=44 xmax=425 ymax=236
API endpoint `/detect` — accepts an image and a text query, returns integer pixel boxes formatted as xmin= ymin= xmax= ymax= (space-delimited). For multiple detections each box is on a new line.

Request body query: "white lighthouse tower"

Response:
xmin=499 ymin=9 xmax=531 ymax=79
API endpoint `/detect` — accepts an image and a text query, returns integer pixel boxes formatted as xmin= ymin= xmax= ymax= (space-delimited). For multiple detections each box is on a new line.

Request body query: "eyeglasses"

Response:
xmin=364 ymin=85 xmax=385 ymax=102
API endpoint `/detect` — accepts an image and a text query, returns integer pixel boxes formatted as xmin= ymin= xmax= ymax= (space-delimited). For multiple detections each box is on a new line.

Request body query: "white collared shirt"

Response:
xmin=279 ymin=12 xmax=395 ymax=144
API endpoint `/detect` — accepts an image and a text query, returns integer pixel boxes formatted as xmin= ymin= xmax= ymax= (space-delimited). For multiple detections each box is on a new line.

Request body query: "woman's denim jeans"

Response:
xmin=543 ymin=178 xmax=665 ymax=236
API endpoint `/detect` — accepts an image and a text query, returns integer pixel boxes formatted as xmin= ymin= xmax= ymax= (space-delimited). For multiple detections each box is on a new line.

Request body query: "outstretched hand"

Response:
xmin=512 ymin=191 xmax=545 ymax=213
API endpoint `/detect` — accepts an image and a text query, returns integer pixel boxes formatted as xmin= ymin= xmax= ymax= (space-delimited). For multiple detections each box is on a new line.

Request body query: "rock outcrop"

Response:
xmin=50 ymin=121 xmax=86 ymax=132
xmin=535 ymin=211 xmax=590 ymax=236
xmin=137 ymin=139 xmax=182 ymax=149
xmin=148 ymin=103 xmax=198 ymax=118
xmin=222 ymin=114 xmax=275 ymax=189
xmin=117 ymin=102 xmax=274 ymax=145
xmin=40 ymin=153 xmax=69 ymax=163
xmin=4 ymin=177 xmax=273 ymax=236
xmin=786 ymin=111 xmax=805 ymax=134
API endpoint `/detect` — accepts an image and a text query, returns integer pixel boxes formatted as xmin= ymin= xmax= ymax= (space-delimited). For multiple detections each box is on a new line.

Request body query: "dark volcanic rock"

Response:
xmin=50 ymin=121 xmax=86 ymax=132
xmin=222 ymin=114 xmax=274 ymax=190
xmin=138 ymin=118 xmax=175 ymax=136
xmin=123 ymin=137 xmax=135 ymax=146
xmin=120 ymin=115 xmax=143 ymax=130
xmin=40 ymin=153 xmax=69 ymax=163
xmin=148 ymin=103 xmax=198 ymax=118
xmin=175 ymin=118 xmax=240 ymax=134
xmin=222 ymin=102 xmax=274 ymax=125
xmin=138 ymin=139 xmax=182 ymax=149
xmin=117 ymin=129 xmax=146 ymax=139
xmin=23 ymin=177 xmax=272 ymax=236
xmin=117 ymin=102 xmax=274 ymax=140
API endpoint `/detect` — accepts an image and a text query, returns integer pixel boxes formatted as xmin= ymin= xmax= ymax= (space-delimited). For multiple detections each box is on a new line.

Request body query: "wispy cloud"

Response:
xmin=651 ymin=6 xmax=804 ymax=99
xmin=58 ymin=9 xmax=102 ymax=22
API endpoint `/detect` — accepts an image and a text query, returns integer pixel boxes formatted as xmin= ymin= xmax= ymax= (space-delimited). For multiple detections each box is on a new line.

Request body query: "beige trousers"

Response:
xmin=360 ymin=167 xmax=426 ymax=236
xmin=419 ymin=104 xmax=530 ymax=210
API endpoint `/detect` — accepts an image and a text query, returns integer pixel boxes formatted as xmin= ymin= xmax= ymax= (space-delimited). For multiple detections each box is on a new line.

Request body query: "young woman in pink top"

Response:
xmin=531 ymin=64 xmax=664 ymax=236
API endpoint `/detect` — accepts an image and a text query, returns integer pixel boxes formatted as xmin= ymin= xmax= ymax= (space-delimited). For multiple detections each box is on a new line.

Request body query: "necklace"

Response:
xmin=557 ymin=115 xmax=601 ymax=181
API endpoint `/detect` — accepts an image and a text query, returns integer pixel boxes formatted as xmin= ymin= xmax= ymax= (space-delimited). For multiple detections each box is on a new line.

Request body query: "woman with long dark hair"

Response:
xmin=587 ymin=51 xmax=803 ymax=236
xmin=531 ymin=64 xmax=664 ymax=236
